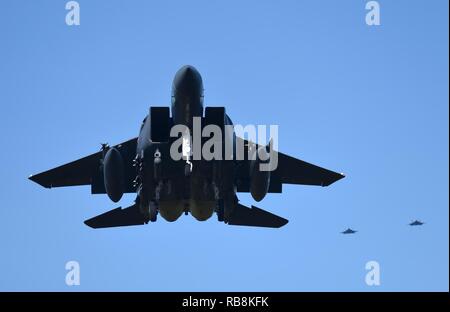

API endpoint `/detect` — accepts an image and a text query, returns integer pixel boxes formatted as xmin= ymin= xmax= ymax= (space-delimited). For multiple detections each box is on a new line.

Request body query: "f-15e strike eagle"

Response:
xmin=29 ymin=65 xmax=345 ymax=229
xmin=341 ymin=228 xmax=357 ymax=234
xmin=409 ymin=220 xmax=424 ymax=226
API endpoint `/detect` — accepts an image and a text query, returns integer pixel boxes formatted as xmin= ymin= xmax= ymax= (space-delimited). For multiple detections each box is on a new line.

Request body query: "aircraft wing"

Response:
xmin=29 ymin=137 xmax=138 ymax=193
xmin=275 ymin=152 xmax=345 ymax=186
xmin=236 ymin=137 xmax=344 ymax=192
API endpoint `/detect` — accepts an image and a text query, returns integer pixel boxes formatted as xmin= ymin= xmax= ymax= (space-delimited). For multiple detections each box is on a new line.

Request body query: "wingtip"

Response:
xmin=335 ymin=172 xmax=346 ymax=182
xmin=28 ymin=173 xmax=51 ymax=188
xmin=337 ymin=172 xmax=346 ymax=182
xmin=278 ymin=218 xmax=289 ymax=228
xmin=28 ymin=174 xmax=39 ymax=184
xmin=322 ymin=172 xmax=346 ymax=187
xmin=84 ymin=219 xmax=96 ymax=229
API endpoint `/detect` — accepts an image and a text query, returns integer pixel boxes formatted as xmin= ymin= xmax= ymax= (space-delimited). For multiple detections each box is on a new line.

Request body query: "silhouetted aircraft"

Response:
xmin=29 ymin=65 xmax=345 ymax=229
xmin=409 ymin=220 xmax=424 ymax=226
xmin=342 ymin=228 xmax=357 ymax=234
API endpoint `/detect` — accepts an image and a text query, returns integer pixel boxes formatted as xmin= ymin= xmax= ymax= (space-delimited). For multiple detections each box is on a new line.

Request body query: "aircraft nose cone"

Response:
xmin=175 ymin=65 xmax=196 ymax=85
xmin=172 ymin=65 xmax=203 ymax=98
xmin=181 ymin=65 xmax=194 ymax=77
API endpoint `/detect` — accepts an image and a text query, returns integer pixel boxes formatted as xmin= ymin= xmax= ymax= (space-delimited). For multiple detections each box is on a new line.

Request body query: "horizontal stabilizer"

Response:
xmin=84 ymin=203 xmax=148 ymax=229
xmin=227 ymin=204 xmax=288 ymax=228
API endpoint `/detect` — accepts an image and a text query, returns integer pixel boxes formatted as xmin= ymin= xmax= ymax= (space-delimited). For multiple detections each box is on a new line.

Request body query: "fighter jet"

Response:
xmin=341 ymin=228 xmax=357 ymax=234
xmin=29 ymin=65 xmax=345 ymax=229
xmin=409 ymin=220 xmax=424 ymax=226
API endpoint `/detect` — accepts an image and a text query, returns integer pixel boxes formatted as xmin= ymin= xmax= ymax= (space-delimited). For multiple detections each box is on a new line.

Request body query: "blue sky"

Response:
xmin=0 ymin=0 xmax=448 ymax=291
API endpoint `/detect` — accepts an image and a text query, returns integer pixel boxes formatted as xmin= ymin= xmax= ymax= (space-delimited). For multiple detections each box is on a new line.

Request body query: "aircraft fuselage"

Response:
xmin=135 ymin=66 xmax=235 ymax=222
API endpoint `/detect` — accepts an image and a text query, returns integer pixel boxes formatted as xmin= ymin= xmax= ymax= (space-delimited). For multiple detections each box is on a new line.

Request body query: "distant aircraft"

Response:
xmin=409 ymin=220 xmax=424 ymax=226
xmin=342 ymin=228 xmax=357 ymax=234
xmin=29 ymin=65 xmax=345 ymax=229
